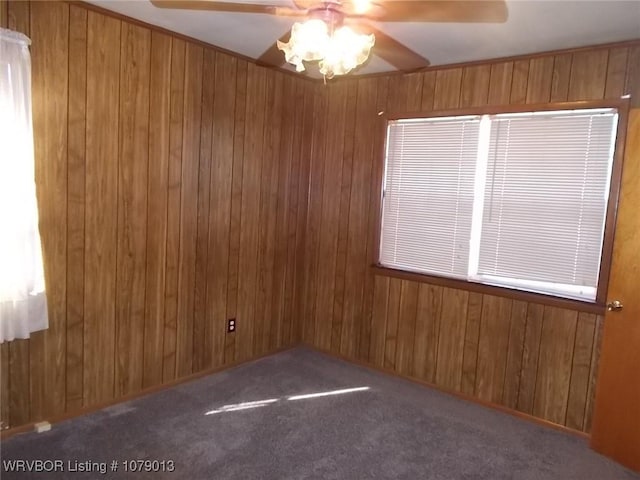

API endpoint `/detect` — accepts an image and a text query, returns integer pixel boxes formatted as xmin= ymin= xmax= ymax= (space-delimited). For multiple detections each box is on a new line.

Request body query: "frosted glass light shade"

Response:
xmin=277 ymin=20 xmax=375 ymax=77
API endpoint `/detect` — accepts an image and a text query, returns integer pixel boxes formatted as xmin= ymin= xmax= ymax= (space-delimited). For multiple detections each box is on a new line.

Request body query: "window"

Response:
xmin=379 ymin=106 xmax=621 ymax=302
xmin=0 ymin=28 xmax=48 ymax=342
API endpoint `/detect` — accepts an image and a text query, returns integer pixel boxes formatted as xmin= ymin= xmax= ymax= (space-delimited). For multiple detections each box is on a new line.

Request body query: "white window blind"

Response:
xmin=379 ymin=108 xmax=619 ymax=302
xmin=380 ymin=117 xmax=479 ymax=278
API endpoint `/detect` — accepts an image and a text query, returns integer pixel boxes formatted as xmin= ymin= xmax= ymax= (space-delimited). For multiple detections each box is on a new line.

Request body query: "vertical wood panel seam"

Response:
xmin=64 ymin=2 xmax=71 ymax=415
xmin=193 ymin=48 xmax=209 ymax=371
xmin=601 ymin=50 xmax=612 ymax=99
xmin=207 ymin=50 xmax=219 ymax=365
xmin=62 ymin=1 xmax=71 ymax=414
xmin=225 ymin=59 xmax=243 ymax=358
xmin=563 ymin=315 xmax=581 ymax=426
xmin=498 ymin=301 xmax=514 ymax=402
xmin=310 ymin=90 xmax=329 ymax=344
xmin=163 ymin=38 xmax=177 ymax=376
xmin=140 ymin=26 xmax=153 ymax=384
xmin=80 ymin=4 xmax=88 ymax=409
xmin=513 ymin=302 xmax=530 ymax=409
xmin=142 ymin=30 xmax=154 ymax=388
xmin=469 ymin=294 xmax=484 ymax=396
xmin=531 ymin=307 xmax=545 ymax=415
xmin=566 ymin=54 xmax=576 ymax=100
xmin=112 ymin=16 xmax=122 ymax=402
xmin=331 ymin=83 xmax=359 ymax=349
xmin=432 ymin=287 xmax=444 ymax=380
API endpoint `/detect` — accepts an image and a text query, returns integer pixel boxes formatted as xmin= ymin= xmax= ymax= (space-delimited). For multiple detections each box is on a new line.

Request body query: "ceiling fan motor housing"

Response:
xmin=308 ymin=3 xmax=346 ymax=30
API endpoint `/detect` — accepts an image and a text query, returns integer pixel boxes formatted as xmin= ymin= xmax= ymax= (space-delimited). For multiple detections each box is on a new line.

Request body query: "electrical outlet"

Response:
xmin=227 ymin=318 xmax=236 ymax=333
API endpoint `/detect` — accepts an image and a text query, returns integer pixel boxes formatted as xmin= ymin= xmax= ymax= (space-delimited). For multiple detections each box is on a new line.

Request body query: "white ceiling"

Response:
xmin=86 ymin=0 xmax=640 ymax=76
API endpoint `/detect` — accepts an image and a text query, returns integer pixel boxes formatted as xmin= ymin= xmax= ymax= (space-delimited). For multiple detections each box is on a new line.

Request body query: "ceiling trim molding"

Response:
xmin=325 ymin=37 xmax=640 ymax=83
xmin=72 ymin=0 xmax=312 ymax=82
xmin=74 ymin=1 xmax=639 ymax=84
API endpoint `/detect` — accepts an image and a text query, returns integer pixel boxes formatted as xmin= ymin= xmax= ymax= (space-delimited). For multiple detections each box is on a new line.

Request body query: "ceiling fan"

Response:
xmin=150 ymin=0 xmax=508 ymax=78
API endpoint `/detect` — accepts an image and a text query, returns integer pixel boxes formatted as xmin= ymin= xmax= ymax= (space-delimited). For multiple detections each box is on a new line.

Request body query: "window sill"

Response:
xmin=370 ymin=265 xmax=606 ymax=315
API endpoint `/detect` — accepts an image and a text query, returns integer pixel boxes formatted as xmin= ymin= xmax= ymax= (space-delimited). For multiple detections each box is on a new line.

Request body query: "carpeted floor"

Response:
xmin=1 ymin=347 xmax=638 ymax=479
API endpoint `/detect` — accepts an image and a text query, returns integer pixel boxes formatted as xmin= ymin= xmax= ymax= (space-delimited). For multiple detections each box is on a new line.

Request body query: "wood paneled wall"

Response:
xmin=2 ymin=0 xmax=639 ymax=436
xmin=301 ymin=44 xmax=640 ymax=432
xmin=0 ymin=0 xmax=313 ymax=428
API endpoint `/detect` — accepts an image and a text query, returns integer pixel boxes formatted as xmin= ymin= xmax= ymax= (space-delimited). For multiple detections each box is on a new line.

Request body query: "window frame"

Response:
xmin=371 ymin=99 xmax=630 ymax=314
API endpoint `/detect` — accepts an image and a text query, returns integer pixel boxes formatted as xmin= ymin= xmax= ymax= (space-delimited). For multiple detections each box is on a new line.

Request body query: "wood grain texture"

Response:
xmin=590 ymin=109 xmax=640 ymax=469
xmin=275 ymin=76 xmax=300 ymax=348
xmin=143 ymin=30 xmax=171 ymax=389
xmin=433 ymin=68 xmax=463 ymax=109
xmin=526 ymin=57 xmax=553 ymax=103
xmin=330 ymin=81 xmax=358 ymax=353
xmin=339 ymin=78 xmax=378 ymax=358
xmin=299 ymin=44 xmax=631 ymax=434
xmin=460 ymin=65 xmax=490 ymax=107
xmin=175 ymin=42 xmax=203 ymax=378
xmin=550 ymin=54 xmax=572 ymax=102
xmin=502 ymin=301 xmax=528 ymax=409
xmin=510 ymin=59 xmax=529 ymax=104
xmin=435 ymin=288 xmax=469 ymax=391
xmin=413 ymin=284 xmax=443 ymax=383
xmin=625 ymin=46 xmax=640 ymax=107
xmin=301 ymin=84 xmax=328 ymax=345
xmin=0 ymin=0 xmax=7 ymax=27
xmin=66 ymin=3 xmax=87 ymax=411
xmin=3 ymin=1 xmax=309 ymax=429
xmin=487 ymin=62 xmax=513 ymax=105
xmin=84 ymin=10 xmax=120 ymax=406
xmin=383 ymin=278 xmax=402 ymax=369
xmin=3 ymin=2 xmax=633 ymax=435
xmin=475 ymin=296 xmax=513 ymax=403
xmin=314 ymin=83 xmax=348 ymax=351
xmin=395 ymin=280 xmax=419 ymax=376
xmin=115 ymin=22 xmax=150 ymax=398
xmin=7 ymin=0 xmax=28 ymax=33
xmin=357 ymin=76 xmax=389 ymax=362
xmin=461 ymin=292 xmax=482 ymax=395
xmin=162 ymin=37 xmax=185 ymax=383
xmin=225 ymin=59 xmax=248 ymax=364
xmin=254 ymin=71 xmax=283 ymax=356
xmin=533 ymin=307 xmax=578 ymax=425
xmin=29 ymin=0 xmax=68 ymax=419
xmin=568 ymin=50 xmax=608 ymax=101
xmin=369 ymin=276 xmax=390 ymax=367
xmin=517 ymin=303 xmax=544 ymax=414
xmin=583 ymin=315 xmax=604 ymax=433
xmin=205 ymin=51 xmax=235 ymax=368
xmin=236 ymin=62 xmax=267 ymax=361
xmin=192 ymin=49 xmax=215 ymax=373
xmin=565 ymin=313 xmax=596 ymax=430
xmin=604 ymin=48 xmax=629 ymax=99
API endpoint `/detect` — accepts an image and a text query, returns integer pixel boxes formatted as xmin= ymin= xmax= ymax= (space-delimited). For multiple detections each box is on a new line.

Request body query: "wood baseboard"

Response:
xmin=0 ymin=345 xmax=296 ymax=441
xmin=1 ymin=343 xmax=587 ymax=442
xmin=302 ymin=343 xmax=589 ymax=440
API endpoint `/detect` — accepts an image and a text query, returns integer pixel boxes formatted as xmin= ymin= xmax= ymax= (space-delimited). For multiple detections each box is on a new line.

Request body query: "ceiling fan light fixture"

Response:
xmin=277 ymin=18 xmax=375 ymax=78
xmin=351 ymin=0 xmax=372 ymax=14
xmin=319 ymin=25 xmax=374 ymax=77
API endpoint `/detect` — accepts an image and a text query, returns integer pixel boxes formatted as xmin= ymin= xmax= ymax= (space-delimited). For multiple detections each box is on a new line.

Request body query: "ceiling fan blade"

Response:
xmin=371 ymin=0 xmax=508 ymax=23
xmin=150 ymin=0 xmax=305 ymax=16
xmin=367 ymin=26 xmax=430 ymax=71
xmin=256 ymin=32 xmax=290 ymax=68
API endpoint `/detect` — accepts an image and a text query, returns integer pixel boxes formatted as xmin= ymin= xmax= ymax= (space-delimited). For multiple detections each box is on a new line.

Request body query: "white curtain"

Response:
xmin=0 ymin=28 xmax=48 ymax=343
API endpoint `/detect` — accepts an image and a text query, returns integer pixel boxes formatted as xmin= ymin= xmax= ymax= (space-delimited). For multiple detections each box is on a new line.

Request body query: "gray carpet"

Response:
xmin=1 ymin=347 xmax=638 ymax=479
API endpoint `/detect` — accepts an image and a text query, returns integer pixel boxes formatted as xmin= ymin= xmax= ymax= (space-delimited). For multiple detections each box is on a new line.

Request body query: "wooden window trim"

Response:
xmin=370 ymin=98 xmax=631 ymax=315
